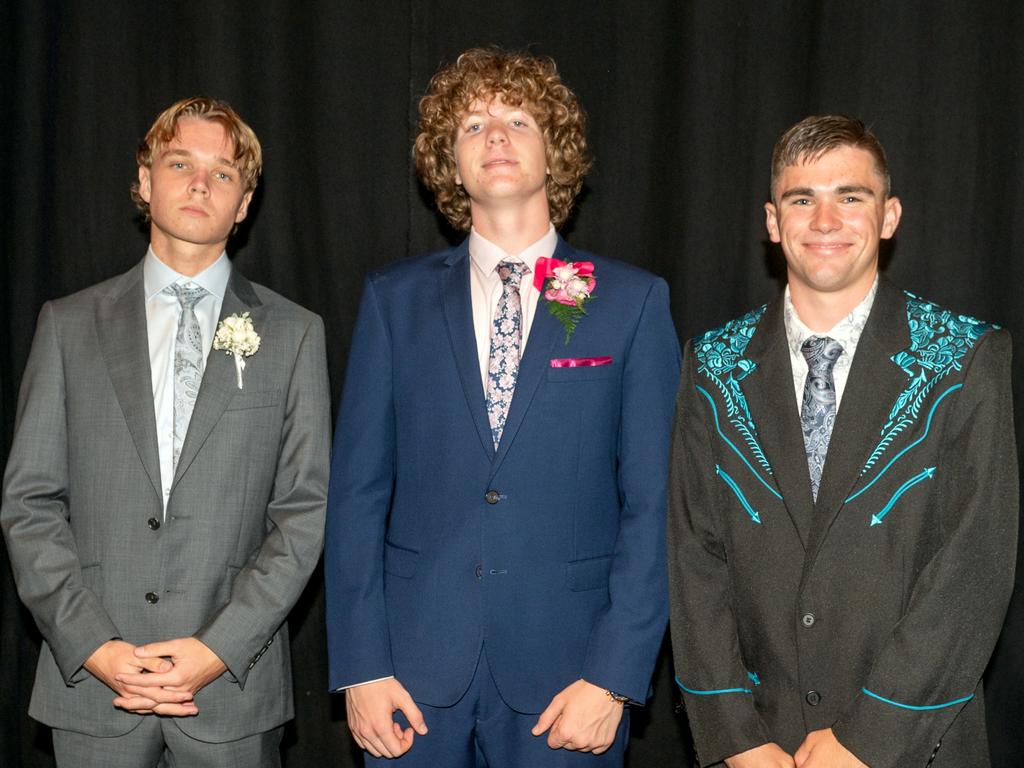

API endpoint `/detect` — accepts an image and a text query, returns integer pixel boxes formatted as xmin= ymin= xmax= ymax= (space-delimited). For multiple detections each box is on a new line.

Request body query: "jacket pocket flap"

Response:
xmin=565 ymin=555 xmax=613 ymax=591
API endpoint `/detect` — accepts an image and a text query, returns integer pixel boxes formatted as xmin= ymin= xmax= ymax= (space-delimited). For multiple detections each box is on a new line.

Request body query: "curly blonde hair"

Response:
xmin=130 ymin=96 xmax=262 ymax=221
xmin=415 ymin=47 xmax=591 ymax=231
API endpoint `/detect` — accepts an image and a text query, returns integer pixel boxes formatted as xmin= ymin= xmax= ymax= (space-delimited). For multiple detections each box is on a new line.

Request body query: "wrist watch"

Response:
xmin=605 ymin=689 xmax=630 ymax=705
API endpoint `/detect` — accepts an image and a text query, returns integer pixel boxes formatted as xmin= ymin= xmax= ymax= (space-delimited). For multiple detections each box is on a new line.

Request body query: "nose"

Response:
xmin=189 ymin=170 xmax=210 ymax=196
xmin=486 ymin=123 xmax=508 ymax=145
xmin=810 ymin=201 xmax=840 ymax=232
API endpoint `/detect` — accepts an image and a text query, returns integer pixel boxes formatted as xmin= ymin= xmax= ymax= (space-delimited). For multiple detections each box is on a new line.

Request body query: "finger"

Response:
xmin=794 ymin=742 xmax=810 ymax=766
xmin=135 ymin=656 xmax=173 ymax=674
xmin=113 ymin=694 xmax=159 ymax=711
xmin=532 ymin=702 xmax=560 ymax=736
xmin=119 ymin=683 xmax=194 ymax=703
xmin=547 ymin=717 xmax=569 ymax=749
xmin=397 ymin=691 xmax=428 ymax=735
xmin=151 ymin=701 xmax=199 ymax=717
xmin=117 ymin=671 xmax=180 ymax=688
xmin=134 ymin=641 xmax=177 ymax=659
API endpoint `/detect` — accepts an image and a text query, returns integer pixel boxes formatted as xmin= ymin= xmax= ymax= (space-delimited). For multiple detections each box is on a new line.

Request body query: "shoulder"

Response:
xmin=894 ymin=288 xmax=1005 ymax=372
xmin=364 ymin=249 xmax=455 ymax=288
xmin=246 ymin=280 xmax=321 ymax=324
xmin=44 ymin=263 xmax=142 ymax=319
xmin=688 ymin=304 xmax=770 ymax=375
xmin=567 ymin=249 xmax=666 ymax=297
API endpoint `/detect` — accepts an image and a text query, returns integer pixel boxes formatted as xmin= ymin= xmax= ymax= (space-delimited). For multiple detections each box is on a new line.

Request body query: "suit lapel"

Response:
xmin=804 ymin=280 xmax=910 ymax=559
xmin=171 ymin=268 xmax=263 ymax=489
xmin=488 ymin=237 xmax=569 ymax=473
xmin=95 ymin=263 xmax=163 ymax=503
xmin=743 ymin=297 xmax=813 ymax=548
xmin=441 ymin=243 xmax=496 ymax=459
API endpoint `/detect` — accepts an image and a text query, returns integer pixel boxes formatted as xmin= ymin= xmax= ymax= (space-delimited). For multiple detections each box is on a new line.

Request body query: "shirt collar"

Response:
xmin=143 ymin=247 xmax=232 ymax=300
xmin=468 ymin=224 xmax=557 ymax=278
xmin=784 ymin=274 xmax=879 ymax=360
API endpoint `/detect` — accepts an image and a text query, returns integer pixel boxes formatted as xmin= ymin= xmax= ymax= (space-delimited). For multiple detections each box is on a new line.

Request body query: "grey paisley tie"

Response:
xmin=485 ymin=261 xmax=526 ymax=450
xmin=800 ymin=336 xmax=844 ymax=501
xmin=165 ymin=283 xmax=209 ymax=470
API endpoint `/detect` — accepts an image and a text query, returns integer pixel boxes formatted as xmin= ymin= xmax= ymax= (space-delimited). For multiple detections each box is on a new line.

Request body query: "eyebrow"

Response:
xmin=160 ymin=148 xmax=239 ymax=169
xmin=780 ymin=184 xmax=878 ymax=200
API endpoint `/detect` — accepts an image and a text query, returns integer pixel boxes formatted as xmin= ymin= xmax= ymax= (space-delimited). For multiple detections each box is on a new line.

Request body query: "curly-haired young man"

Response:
xmin=325 ymin=48 xmax=680 ymax=766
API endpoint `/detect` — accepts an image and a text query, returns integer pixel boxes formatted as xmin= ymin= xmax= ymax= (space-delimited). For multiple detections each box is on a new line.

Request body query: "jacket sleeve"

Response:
xmin=578 ymin=277 xmax=681 ymax=704
xmin=195 ymin=313 xmax=331 ymax=686
xmin=832 ymin=329 xmax=1018 ymax=767
xmin=1 ymin=302 xmax=121 ymax=683
xmin=667 ymin=341 xmax=772 ymax=765
xmin=323 ymin=275 xmax=398 ymax=690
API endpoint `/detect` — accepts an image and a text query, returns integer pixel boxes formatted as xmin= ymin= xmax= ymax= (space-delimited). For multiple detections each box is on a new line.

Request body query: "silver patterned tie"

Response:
xmin=485 ymin=261 xmax=526 ymax=450
xmin=165 ymin=283 xmax=209 ymax=470
xmin=800 ymin=336 xmax=844 ymax=501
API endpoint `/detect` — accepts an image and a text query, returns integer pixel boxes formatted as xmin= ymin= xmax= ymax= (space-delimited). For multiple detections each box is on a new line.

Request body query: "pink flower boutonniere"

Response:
xmin=534 ymin=257 xmax=597 ymax=344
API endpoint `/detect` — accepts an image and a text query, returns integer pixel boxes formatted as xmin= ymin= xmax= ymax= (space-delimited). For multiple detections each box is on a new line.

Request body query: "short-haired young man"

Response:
xmin=326 ymin=48 xmax=680 ymax=767
xmin=668 ymin=115 xmax=1017 ymax=768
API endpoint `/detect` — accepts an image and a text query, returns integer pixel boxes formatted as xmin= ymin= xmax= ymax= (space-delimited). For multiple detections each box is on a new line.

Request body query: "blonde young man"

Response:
xmin=2 ymin=97 xmax=329 ymax=767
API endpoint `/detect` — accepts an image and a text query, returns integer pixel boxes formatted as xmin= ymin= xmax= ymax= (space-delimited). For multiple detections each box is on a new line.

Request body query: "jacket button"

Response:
xmin=147 ymin=517 xmax=161 ymax=530
xmin=801 ymin=613 xmax=815 ymax=627
xmin=484 ymin=490 xmax=501 ymax=505
xmin=145 ymin=592 xmax=159 ymax=604
xmin=474 ymin=564 xmax=483 ymax=580
xmin=806 ymin=690 xmax=821 ymax=706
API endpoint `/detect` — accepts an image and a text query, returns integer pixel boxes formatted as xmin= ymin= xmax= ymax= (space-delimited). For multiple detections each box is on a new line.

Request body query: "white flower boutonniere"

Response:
xmin=213 ymin=312 xmax=261 ymax=389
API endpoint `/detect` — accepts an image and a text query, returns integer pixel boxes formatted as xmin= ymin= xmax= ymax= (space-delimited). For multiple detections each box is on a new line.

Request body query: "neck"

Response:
xmin=788 ymin=273 xmax=876 ymax=332
xmin=469 ymin=195 xmax=551 ymax=254
xmin=150 ymin=233 xmax=226 ymax=277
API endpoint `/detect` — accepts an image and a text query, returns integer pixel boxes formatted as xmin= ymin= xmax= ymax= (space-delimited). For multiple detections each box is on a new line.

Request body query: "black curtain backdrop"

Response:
xmin=3 ymin=2 xmax=1022 ymax=766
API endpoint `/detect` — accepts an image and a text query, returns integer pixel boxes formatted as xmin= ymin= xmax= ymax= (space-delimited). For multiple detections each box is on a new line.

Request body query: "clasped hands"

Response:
xmin=346 ymin=677 xmax=624 ymax=759
xmin=84 ymin=637 xmax=227 ymax=716
xmin=725 ymin=729 xmax=868 ymax=768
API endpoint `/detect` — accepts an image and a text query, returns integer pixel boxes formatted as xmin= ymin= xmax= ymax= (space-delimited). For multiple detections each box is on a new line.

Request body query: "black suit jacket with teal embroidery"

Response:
xmin=668 ymin=280 xmax=1018 ymax=767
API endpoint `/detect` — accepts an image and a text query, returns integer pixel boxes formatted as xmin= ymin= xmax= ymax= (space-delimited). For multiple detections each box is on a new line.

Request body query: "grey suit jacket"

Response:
xmin=668 ymin=281 xmax=1018 ymax=767
xmin=1 ymin=261 xmax=330 ymax=742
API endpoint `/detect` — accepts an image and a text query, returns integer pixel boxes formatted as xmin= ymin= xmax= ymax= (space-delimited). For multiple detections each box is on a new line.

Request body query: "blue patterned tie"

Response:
xmin=165 ymin=283 xmax=209 ymax=470
xmin=800 ymin=336 xmax=844 ymax=501
xmin=485 ymin=261 xmax=526 ymax=450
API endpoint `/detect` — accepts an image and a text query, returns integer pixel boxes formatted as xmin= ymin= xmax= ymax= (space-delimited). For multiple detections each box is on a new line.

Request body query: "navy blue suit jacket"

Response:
xmin=325 ymin=236 xmax=680 ymax=712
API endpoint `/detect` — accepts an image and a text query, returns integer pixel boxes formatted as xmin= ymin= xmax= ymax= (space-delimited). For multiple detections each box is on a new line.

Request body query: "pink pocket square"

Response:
xmin=549 ymin=356 xmax=613 ymax=368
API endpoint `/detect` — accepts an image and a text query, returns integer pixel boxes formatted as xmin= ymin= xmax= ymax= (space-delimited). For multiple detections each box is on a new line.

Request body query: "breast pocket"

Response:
xmin=225 ymin=388 xmax=281 ymax=411
xmin=546 ymin=364 xmax=619 ymax=383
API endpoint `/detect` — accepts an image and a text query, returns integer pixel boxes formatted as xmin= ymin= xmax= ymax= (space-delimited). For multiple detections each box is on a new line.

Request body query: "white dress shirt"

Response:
xmin=143 ymin=248 xmax=231 ymax=515
xmin=783 ymin=275 xmax=879 ymax=413
xmin=469 ymin=225 xmax=557 ymax=392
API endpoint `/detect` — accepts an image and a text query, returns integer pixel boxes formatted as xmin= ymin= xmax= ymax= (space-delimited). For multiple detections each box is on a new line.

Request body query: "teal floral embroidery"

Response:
xmin=863 ymin=292 xmax=996 ymax=472
xmin=694 ymin=305 xmax=771 ymax=473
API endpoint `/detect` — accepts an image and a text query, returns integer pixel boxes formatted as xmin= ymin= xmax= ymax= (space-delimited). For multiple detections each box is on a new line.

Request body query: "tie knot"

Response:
xmin=165 ymin=282 xmax=208 ymax=309
xmin=801 ymin=336 xmax=844 ymax=374
xmin=496 ymin=260 xmax=525 ymax=289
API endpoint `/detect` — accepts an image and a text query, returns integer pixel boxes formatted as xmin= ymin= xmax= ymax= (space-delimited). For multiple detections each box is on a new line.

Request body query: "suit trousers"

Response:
xmin=367 ymin=645 xmax=629 ymax=768
xmin=52 ymin=719 xmax=283 ymax=768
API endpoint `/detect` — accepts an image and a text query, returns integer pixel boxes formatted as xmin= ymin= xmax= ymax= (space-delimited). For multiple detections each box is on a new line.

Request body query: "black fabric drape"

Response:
xmin=2 ymin=2 xmax=1021 ymax=766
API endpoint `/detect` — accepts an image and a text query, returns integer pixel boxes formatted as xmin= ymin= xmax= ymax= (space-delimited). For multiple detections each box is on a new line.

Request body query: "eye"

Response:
xmin=511 ymin=119 xmax=525 ymax=128
xmin=214 ymin=171 xmax=233 ymax=182
xmin=792 ymin=198 xmax=812 ymax=206
xmin=465 ymin=122 xmax=482 ymax=133
xmin=171 ymin=161 xmax=187 ymax=170
xmin=841 ymin=195 xmax=861 ymax=203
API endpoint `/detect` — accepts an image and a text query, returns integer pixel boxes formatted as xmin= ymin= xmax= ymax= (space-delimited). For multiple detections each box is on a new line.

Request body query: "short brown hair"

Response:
xmin=770 ymin=115 xmax=891 ymax=202
xmin=415 ymin=47 xmax=590 ymax=231
xmin=131 ymin=96 xmax=262 ymax=220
